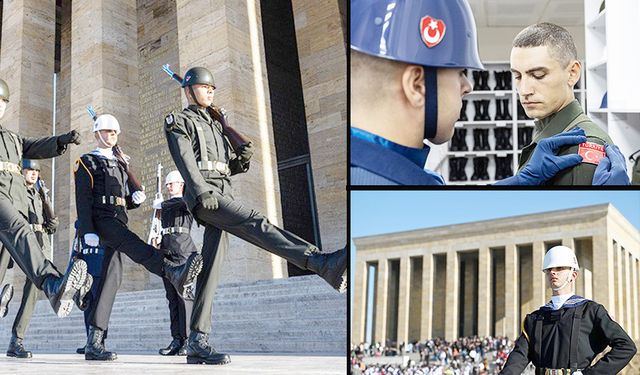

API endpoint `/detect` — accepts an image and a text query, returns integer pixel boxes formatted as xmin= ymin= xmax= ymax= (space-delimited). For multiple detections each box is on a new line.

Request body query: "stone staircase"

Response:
xmin=0 ymin=275 xmax=346 ymax=355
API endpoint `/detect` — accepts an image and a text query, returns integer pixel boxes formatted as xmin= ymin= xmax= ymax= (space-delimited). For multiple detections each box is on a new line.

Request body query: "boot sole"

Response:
xmin=181 ymin=254 xmax=203 ymax=299
xmin=186 ymin=356 xmax=231 ymax=365
xmin=74 ymin=274 xmax=93 ymax=311
xmin=0 ymin=284 xmax=14 ymax=318
xmin=56 ymin=260 xmax=88 ymax=318
xmin=6 ymin=352 xmax=32 ymax=359
xmin=85 ymin=355 xmax=118 ymax=361
xmin=331 ymin=251 xmax=348 ymax=293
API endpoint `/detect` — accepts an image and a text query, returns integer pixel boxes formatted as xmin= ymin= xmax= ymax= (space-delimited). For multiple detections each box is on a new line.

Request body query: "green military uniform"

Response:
xmin=632 ymin=158 xmax=640 ymax=184
xmin=517 ymin=100 xmax=613 ymax=185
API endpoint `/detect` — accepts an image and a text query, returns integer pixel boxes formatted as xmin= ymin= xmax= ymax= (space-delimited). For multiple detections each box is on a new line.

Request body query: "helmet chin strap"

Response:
xmin=423 ymin=67 xmax=438 ymax=142
xmin=96 ymin=132 xmax=111 ymax=149
xmin=552 ymin=270 xmax=574 ymax=292
xmin=188 ymin=86 xmax=205 ymax=108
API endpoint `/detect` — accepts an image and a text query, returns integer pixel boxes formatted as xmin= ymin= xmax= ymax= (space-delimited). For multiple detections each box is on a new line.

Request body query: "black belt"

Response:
xmin=538 ymin=369 xmax=582 ymax=375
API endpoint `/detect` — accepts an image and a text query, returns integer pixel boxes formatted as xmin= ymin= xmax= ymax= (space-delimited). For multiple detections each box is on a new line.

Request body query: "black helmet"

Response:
xmin=0 ymin=79 xmax=9 ymax=102
xmin=22 ymin=159 xmax=40 ymax=171
xmin=181 ymin=67 xmax=216 ymax=89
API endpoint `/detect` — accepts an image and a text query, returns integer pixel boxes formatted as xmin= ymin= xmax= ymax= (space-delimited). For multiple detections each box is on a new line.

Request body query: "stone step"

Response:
xmin=0 ymin=276 xmax=346 ymax=354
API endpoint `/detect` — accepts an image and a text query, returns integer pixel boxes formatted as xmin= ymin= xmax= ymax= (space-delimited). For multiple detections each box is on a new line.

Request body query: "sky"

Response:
xmin=349 ymin=190 xmax=640 ymax=339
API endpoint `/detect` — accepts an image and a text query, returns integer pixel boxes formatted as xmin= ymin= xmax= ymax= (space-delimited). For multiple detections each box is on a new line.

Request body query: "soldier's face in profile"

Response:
xmin=192 ymin=84 xmax=215 ymax=107
xmin=22 ymin=169 xmax=39 ymax=185
xmin=0 ymin=99 xmax=6 ymax=119
xmin=166 ymin=181 xmax=184 ymax=196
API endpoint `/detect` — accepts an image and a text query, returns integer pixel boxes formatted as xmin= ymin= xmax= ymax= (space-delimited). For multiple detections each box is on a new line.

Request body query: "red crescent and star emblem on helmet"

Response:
xmin=420 ymin=15 xmax=446 ymax=48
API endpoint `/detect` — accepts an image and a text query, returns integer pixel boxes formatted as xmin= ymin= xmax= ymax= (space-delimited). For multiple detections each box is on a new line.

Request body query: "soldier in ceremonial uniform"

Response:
xmin=0 ymin=160 xmax=64 ymax=358
xmin=500 ymin=246 xmax=637 ymax=374
xmin=164 ymin=67 xmax=347 ymax=365
xmin=0 ymin=78 xmax=91 ymax=319
xmin=152 ymin=170 xmax=198 ymax=356
xmin=74 ymin=113 xmax=203 ymax=361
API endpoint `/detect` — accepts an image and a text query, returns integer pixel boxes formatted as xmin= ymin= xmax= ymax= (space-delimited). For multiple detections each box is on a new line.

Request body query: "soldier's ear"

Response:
xmin=401 ymin=65 xmax=425 ymax=108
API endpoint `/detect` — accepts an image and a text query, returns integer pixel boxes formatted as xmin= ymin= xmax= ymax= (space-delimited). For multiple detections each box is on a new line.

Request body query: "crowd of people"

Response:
xmin=350 ymin=336 xmax=534 ymax=375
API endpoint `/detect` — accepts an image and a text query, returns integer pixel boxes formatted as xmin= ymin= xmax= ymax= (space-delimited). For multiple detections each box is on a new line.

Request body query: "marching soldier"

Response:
xmin=0 ymin=160 xmax=67 ymax=358
xmin=152 ymin=170 xmax=198 ymax=356
xmin=74 ymin=113 xmax=204 ymax=361
xmin=500 ymin=246 xmax=637 ymax=374
xmin=0 ymin=78 xmax=92 ymax=319
xmin=164 ymin=66 xmax=347 ymax=365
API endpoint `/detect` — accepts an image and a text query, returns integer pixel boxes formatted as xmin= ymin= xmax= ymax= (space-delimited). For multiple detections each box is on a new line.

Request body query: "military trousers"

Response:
xmin=162 ymin=277 xmax=193 ymax=339
xmin=190 ymin=193 xmax=317 ymax=334
xmin=0 ymin=198 xmax=60 ymax=289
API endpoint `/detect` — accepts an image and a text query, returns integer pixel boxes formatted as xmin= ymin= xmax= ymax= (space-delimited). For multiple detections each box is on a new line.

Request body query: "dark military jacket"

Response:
xmin=164 ymin=105 xmax=249 ymax=212
xmin=25 ymin=185 xmax=53 ymax=251
xmin=501 ymin=297 xmax=637 ymax=375
xmin=160 ymin=196 xmax=197 ymax=263
xmin=0 ymin=125 xmax=68 ymax=217
xmin=74 ymin=150 xmax=139 ymax=237
xmin=517 ymin=100 xmax=613 ymax=185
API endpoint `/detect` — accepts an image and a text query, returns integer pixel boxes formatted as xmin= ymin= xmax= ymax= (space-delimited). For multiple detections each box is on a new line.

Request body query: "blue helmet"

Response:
xmin=351 ymin=0 xmax=483 ymax=70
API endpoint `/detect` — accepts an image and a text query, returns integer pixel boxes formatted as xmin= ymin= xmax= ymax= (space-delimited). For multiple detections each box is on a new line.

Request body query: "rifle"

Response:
xmin=162 ymin=64 xmax=252 ymax=152
xmin=35 ymin=178 xmax=56 ymax=223
xmin=86 ymin=105 xmax=145 ymax=192
xmin=147 ymin=163 xmax=163 ymax=247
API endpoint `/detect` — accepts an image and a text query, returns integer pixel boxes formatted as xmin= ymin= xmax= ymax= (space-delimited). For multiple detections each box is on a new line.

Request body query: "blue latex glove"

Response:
xmin=592 ymin=144 xmax=630 ymax=185
xmin=495 ymin=128 xmax=586 ymax=185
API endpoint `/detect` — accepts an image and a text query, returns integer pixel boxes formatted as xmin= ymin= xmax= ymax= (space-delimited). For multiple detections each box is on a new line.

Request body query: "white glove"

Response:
xmin=84 ymin=233 xmax=99 ymax=247
xmin=132 ymin=190 xmax=146 ymax=204
xmin=152 ymin=198 xmax=163 ymax=209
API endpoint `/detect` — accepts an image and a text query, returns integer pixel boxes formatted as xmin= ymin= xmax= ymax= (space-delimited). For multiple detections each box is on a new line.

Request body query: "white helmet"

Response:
xmin=542 ymin=245 xmax=580 ymax=271
xmin=165 ymin=170 xmax=184 ymax=185
xmin=93 ymin=114 xmax=121 ymax=135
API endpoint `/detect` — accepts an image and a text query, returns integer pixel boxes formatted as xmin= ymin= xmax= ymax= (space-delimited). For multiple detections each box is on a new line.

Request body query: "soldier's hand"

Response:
xmin=198 ymin=191 xmax=218 ymax=211
xmin=84 ymin=233 xmax=100 ymax=247
xmin=132 ymin=190 xmax=146 ymax=204
xmin=592 ymin=144 xmax=630 ymax=185
xmin=152 ymin=198 xmax=163 ymax=209
xmin=44 ymin=217 xmax=59 ymax=234
xmin=58 ymin=130 xmax=81 ymax=146
xmin=238 ymin=142 xmax=254 ymax=162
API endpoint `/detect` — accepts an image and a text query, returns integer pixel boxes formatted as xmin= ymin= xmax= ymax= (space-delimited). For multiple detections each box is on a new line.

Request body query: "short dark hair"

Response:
xmin=512 ymin=22 xmax=577 ymax=67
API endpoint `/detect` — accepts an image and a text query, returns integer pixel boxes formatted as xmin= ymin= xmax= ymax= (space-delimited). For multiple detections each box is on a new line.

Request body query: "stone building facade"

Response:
xmin=352 ymin=204 xmax=640 ymax=346
xmin=0 ymin=0 xmax=345 ymax=293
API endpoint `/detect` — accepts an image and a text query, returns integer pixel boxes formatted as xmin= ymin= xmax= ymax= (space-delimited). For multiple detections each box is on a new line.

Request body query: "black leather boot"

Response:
xmin=7 ymin=335 xmax=32 ymax=358
xmin=186 ymin=332 xmax=231 ymax=365
xmin=503 ymin=155 xmax=514 ymax=177
xmin=0 ymin=283 xmax=13 ymax=318
xmin=306 ymin=246 xmax=347 ymax=293
xmin=159 ymin=338 xmax=184 ymax=356
xmin=503 ymin=71 xmax=512 ymax=90
xmin=481 ymin=129 xmax=491 ymax=151
xmin=493 ymin=71 xmax=503 ymax=90
xmin=458 ymin=158 xmax=468 ymax=181
xmin=178 ymin=339 xmax=188 ymax=356
xmin=502 ymin=99 xmax=512 ymax=120
xmin=473 ymin=100 xmax=482 ymax=121
xmin=164 ymin=253 xmax=203 ymax=299
xmin=472 ymin=129 xmax=481 ymax=151
xmin=481 ymin=100 xmax=491 ymax=121
xmin=459 ymin=100 xmax=468 ymax=121
xmin=76 ymin=346 xmax=85 ymax=354
xmin=472 ymin=71 xmax=481 ymax=91
xmin=494 ymin=128 xmax=503 ymax=150
xmin=517 ymin=127 xmax=525 ymax=149
xmin=42 ymin=259 xmax=88 ymax=317
xmin=450 ymin=129 xmax=459 ymax=151
xmin=480 ymin=157 xmax=490 ymax=180
xmin=517 ymin=101 xmax=529 ymax=120
xmin=449 ymin=158 xmax=458 ymax=181
xmin=470 ymin=158 xmax=480 ymax=181
xmin=85 ymin=326 xmax=117 ymax=361
xmin=494 ymin=99 xmax=504 ymax=120
xmin=503 ymin=128 xmax=513 ymax=150
xmin=479 ymin=71 xmax=490 ymax=90
xmin=458 ymin=128 xmax=468 ymax=151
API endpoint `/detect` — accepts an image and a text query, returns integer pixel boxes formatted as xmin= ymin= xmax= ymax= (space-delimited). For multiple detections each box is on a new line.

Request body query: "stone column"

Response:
xmin=614 ymin=242 xmax=624 ymax=325
xmin=374 ymin=259 xmax=388 ymax=344
xmin=631 ymin=255 xmax=639 ymax=340
xmin=352 ymin=260 xmax=368 ymax=344
xmin=444 ymin=251 xmax=459 ymax=341
xmin=396 ymin=256 xmax=411 ymax=345
xmin=592 ymin=233 xmax=615 ymax=312
xmin=478 ymin=247 xmax=492 ymax=337
xmin=69 ymin=0 xmax=143 ymax=290
xmin=504 ymin=243 xmax=519 ymax=340
xmin=0 ymin=0 xmax=55 ymax=296
xmin=175 ymin=0 xmax=286 ymax=281
xmin=562 ymin=237 xmax=574 ymax=249
xmin=532 ymin=241 xmax=546 ymax=307
xmin=623 ymin=249 xmax=632 ymax=333
xmin=290 ymin=1 xmax=346 ymax=253
xmin=420 ymin=253 xmax=433 ymax=340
